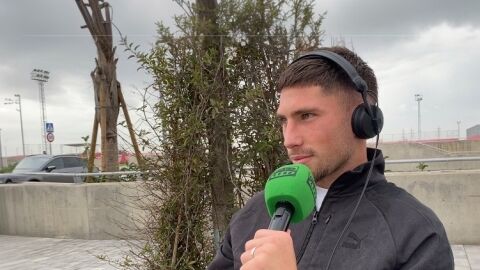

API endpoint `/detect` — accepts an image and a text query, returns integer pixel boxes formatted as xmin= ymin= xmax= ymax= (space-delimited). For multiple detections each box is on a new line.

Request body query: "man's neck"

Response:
xmin=316 ymin=147 xmax=368 ymax=189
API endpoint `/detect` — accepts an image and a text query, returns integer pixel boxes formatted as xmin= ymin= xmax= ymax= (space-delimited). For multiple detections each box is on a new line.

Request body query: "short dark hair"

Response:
xmin=277 ymin=46 xmax=378 ymax=104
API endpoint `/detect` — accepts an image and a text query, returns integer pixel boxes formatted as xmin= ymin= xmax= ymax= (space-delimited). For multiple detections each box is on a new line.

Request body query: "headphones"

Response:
xmin=289 ymin=50 xmax=384 ymax=139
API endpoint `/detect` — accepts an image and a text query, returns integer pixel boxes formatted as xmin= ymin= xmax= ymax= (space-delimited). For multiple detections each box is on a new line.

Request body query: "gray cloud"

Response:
xmin=0 ymin=0 xmax=479 ymax=156
xmin=369 ymin=23 xmax=480 ymax=138
xmin=318 ymin=0 xmax=480 ymax=36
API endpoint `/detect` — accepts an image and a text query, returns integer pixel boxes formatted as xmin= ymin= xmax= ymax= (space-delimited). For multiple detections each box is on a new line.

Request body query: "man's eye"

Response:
xmin=301 ymin=113 xmax=314 ymax=120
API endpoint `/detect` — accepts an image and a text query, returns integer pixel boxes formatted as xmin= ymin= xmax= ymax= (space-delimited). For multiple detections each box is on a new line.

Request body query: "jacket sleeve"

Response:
xmin=398 ymin=232 xmax=454 ymax=270
xmin=207 ymin=226 xmax=235 ymax=270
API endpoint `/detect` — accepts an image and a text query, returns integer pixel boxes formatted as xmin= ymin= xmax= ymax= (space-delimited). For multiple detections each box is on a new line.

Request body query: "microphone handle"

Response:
xmin=268 ymin=202 xmax=293 ymax=231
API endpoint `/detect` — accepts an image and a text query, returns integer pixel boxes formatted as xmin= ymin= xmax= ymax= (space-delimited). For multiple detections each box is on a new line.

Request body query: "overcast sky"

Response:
xmin=0 ymin=0 xmax=479 ymax=157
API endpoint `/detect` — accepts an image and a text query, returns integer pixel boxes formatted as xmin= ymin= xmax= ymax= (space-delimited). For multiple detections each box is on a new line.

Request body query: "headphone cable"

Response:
xmin=324 ymin=135 xmax=380 ymax=270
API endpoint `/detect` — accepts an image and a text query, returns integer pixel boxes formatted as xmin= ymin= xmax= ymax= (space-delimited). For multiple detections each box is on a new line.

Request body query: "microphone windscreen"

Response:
xmin=264 ymin=164 xmax=316 ymax=223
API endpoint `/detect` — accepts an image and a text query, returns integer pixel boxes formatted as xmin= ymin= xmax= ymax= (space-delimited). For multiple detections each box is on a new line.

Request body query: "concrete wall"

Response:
xmin=375 ymin=140 xmax=480 ymax=158
xmin=0 ymin=182 xmax=146 ymax=240
xmin=427 ymin=140 xmax=480 ymax=153
xmin=387 ymin=170 xmax=480 ymax=244
xmin=379 ymin=142 xmax=450 ymax=159
xmin=1 ymin=171 xmax=479 ymax=244
xmin=385 ymin=160 xmax=480 ymax=172
xmin=373 ymin=141 xmax=480 ymax=171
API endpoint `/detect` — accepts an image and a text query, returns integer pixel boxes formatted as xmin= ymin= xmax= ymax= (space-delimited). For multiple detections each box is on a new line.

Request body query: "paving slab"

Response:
xmin=453 ymin=245 xmax=471 ymax=270
xmin=465 ymin=245 xmax=480 ymax=270
xmin=0 ymin=236 xmax=478 ymax=269
xmin=0 ymin=235 xmax=138 ymax=270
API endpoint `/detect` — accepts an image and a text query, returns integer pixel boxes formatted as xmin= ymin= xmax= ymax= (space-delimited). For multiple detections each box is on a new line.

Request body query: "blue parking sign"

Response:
xmin=46 ymin=122 xmax=54 ymax=133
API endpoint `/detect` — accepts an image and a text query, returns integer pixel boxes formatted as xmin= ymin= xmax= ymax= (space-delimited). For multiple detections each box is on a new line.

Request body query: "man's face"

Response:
xmin=276 ymin=85 xmax=356 ymax=183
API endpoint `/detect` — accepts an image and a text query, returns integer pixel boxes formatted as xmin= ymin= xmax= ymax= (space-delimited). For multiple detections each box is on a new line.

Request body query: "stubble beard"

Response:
xmin=312 ymin=141 xmax=352 ymax=184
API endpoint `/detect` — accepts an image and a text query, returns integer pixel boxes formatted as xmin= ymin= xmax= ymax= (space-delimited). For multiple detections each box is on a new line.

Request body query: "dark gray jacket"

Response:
xmin=208 ymin=149 xmax=454 ymax=269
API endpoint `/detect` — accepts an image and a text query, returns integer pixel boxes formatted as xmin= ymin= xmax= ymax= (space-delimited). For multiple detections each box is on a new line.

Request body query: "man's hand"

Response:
xmin=240 ymin=229 xmax=297 ymax=270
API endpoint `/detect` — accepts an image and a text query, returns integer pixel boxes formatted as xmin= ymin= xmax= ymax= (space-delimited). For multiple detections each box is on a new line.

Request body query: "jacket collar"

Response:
xmin=327 ymin=148 xmax=386 ymax=197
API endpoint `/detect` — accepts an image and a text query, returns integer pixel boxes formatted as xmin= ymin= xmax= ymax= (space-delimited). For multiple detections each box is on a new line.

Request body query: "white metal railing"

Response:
xmin=19 ymin=171 xmax=143 ymax=183
xmin=385 ymin=156 xmax=480 ymax=164
xmin=18 ymin=156 xmax=480 ymax=183
xmin=370 ymin=129 xmax=461 ymax=143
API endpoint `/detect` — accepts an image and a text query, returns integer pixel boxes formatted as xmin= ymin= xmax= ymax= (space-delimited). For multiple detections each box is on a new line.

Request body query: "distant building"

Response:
xmin=466 ymin=124 xmax=480 ymax=140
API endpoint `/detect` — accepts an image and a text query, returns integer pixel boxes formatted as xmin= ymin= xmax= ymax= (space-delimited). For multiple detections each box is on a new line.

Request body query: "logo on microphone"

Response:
xmin=269 ymin=166 xmax=298 ymax=180
xmin=306 ymin=174 xmax=316 ymax=199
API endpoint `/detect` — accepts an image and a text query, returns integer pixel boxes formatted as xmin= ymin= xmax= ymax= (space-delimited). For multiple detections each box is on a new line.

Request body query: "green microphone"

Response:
xmin=264 ymin=164 xmax=316 ymax=231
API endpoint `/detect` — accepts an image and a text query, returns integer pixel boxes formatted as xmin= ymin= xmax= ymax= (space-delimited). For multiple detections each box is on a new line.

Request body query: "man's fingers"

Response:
xmin=245 ymin=238 xmax=261 ymax=251
xmin=240 ymin=249 xmax=267 ymax=270
xmin=240 ymin=248 xmax=251 ymax=264
xmin=253 ymin=229 xmax=275 ymax=238
xmin=245 ymin=229 xmax=292 ymax=250
xmin=240 ymin=246 xmax=260 ymax=265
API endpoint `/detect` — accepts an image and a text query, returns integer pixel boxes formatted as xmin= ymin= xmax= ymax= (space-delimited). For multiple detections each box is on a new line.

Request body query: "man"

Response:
xmin=208 ymin=46 xmax=453 ymax=269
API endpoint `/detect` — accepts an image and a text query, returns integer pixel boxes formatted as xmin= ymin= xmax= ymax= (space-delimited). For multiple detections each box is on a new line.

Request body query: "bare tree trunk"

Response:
xmin=77 ymin=0 xmax=141 ymax=173
xmin=98 ymin=49 xmax=120 ymax=172
xmin=87 ymin=111 xmax=98 ymax=181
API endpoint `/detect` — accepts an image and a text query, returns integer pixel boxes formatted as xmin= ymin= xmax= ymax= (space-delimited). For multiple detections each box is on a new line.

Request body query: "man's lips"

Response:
xmin=290 ymin=155 xmax=312 ymax=163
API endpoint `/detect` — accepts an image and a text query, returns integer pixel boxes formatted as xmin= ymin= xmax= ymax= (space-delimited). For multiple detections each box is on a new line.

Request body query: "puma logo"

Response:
xmin=342 ymin=232 xmax=366 ymax=249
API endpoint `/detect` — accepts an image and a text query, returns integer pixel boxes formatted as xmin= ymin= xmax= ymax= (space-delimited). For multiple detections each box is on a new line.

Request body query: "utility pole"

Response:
xmin=31 ymin=69 xmax=50 ymax=154
xmin=4 ymin=94 xmax=26 ymax=156
xmin=414 ymin=94 xmax=423 ymax=140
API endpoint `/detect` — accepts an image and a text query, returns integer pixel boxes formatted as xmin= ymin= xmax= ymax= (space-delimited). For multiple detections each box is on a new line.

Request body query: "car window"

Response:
xmin=14 ymin=156 xmax=51 ymax=170
xmin=64 ymin=157 xmax=84 ymax=168
xmin=46 ymin=158 xmax=64 ymax=170
xmin=78 ymin=158 xmax=87 ymax=167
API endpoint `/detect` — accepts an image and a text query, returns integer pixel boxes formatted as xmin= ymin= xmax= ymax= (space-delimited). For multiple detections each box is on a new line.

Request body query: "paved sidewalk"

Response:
xmin=0 ymin=235 xmax=479 ymax=269
xmin=0 ymin=235 xmax=138 ymax=270
xmin=453 ymin=245 xmax=480 ymax=270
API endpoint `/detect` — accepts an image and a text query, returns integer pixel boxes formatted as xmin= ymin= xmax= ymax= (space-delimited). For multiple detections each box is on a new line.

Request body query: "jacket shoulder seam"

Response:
xmin=364 ymin=190 xmax=399 ymax=267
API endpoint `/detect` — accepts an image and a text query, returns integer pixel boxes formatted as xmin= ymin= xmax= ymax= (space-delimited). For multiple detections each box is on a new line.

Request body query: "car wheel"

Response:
xmin=29 ymin=179 xmax=40 ymax=182
xmin=5 ymin=179 xmax=12 ymax=183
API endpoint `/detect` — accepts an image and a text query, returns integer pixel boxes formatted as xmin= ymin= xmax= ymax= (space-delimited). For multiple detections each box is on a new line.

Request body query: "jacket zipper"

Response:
xmin=296 ymin=210 xmax=320 ymax=264
xmin=296 ymin=187 xmax=334 ymax=265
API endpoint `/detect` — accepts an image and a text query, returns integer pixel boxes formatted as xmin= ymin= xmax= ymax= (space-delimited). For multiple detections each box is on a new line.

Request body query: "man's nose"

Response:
xmin=283 ymin=122 xmax=302 ymax=149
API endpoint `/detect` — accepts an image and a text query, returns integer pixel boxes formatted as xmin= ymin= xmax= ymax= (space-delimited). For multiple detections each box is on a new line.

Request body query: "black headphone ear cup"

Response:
xmin=351 ymin=104 xmax=384 ymax=139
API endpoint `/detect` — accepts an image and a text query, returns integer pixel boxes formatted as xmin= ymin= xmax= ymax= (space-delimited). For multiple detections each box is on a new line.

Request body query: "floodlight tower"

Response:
xmin=31 ymin=69 xmax=50 ymax=154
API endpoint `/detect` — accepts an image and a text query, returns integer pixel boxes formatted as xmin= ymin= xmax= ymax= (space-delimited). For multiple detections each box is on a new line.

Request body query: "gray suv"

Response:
xmin=0 ymin=155 xmax=89 ymax=183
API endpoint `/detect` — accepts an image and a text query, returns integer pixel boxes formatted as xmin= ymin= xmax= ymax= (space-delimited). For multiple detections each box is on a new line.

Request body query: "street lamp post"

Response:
xmin=4 ymin=94 xmax=26 ymax=156
xmin=0 ymin=128 xmax=3 ymax=168
xmin=31 ymin=69 xmax=50 ymax=154
xmin=15 ymin=94 xmax=26 ymax=156
xmin=457 ymin=120 xmax=461 ymax=139
xmin=415 ymin=94 xmax=423 ymax=140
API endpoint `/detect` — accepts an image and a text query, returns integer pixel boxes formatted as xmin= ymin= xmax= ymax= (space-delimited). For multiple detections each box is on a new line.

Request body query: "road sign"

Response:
xmin=46 ymin=122 xmax=54 ymax=133
xmin=46 ymin=132 xmax=55 ymax=143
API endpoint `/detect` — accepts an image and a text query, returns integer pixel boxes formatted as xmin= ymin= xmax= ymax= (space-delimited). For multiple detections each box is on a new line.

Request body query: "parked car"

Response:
xmin=0 ymin=155 xmax=90 ymax=183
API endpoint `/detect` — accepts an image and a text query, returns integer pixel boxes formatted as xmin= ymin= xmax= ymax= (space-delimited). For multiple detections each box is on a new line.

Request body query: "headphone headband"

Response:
xmin=291 ymin=50 xmax=368 ymax=93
